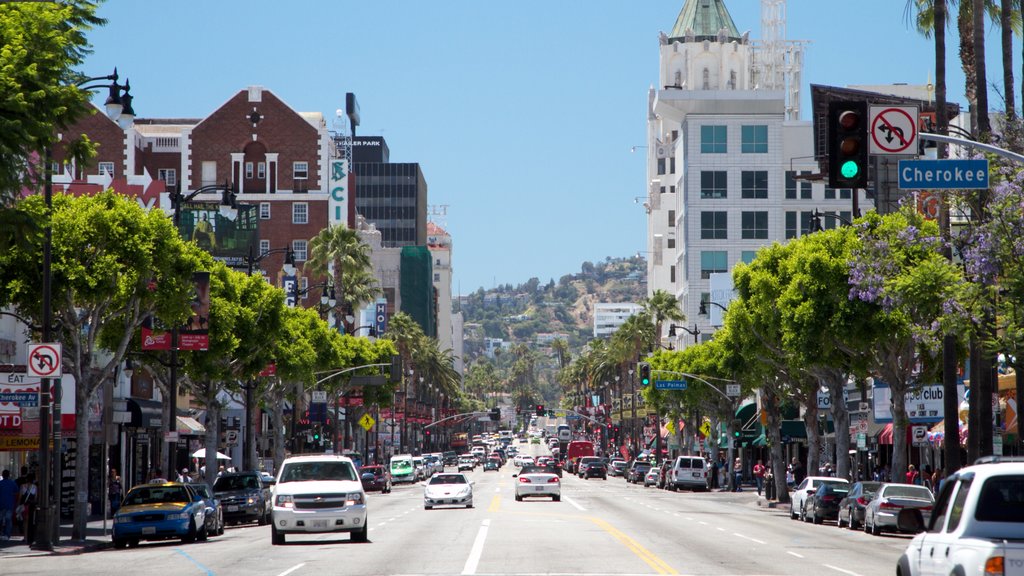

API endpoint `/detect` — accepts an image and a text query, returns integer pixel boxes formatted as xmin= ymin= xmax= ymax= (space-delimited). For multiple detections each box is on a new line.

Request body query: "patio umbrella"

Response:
xmin=192 ymin=448 xmax=231 ymax=460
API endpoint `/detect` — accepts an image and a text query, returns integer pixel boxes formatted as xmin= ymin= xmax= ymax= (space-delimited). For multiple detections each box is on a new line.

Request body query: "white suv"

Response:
xmin=271 ymin=455 xmax=368 ymax=545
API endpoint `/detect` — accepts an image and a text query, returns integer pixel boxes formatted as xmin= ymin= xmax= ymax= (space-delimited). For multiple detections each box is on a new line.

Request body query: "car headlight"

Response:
xmin=247 ymin=496 xmax=256 ymax=505
xmin=167 ymin=512 xmax=189 ymax=520
xmin=114 ymin=514 xmax=130 ymax=524
xmin=276 ymin=494 xmax=294 ymax=508
xmin=345 ymin=492 xmax=364 ymax=506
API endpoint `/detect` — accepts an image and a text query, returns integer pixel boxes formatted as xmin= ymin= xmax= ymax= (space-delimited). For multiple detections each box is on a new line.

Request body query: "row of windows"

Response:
xmin=699 ymin=211 xmax=768 ymax=240
xmin=784 ymin=210 xmax=853 ymax=239
xmin=701 ymin=170 xmax=855 ymax=201
xmin=258 ymin=239 xmax=308 ymax=261
xmin=699 ymin=125 xmax=769 ymax=154
xmin=245 ymin=161 xmax=308 ymax=180
xmin=253 ymin=202 xmax=314 ymax=224
xmin=698 ymin=250 xmax=760 ymax=279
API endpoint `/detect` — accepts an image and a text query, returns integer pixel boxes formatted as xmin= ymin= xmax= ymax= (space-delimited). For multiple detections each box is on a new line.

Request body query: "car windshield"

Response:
xmin=392 ymin=461 xmax=412 ymax=471
xmin=122 ymin=485 xmax=191 ymax=506
xmin=279 ymin=461 xmax=358 ymax=483
xmin=189 ymin=484 xmax=211 ymax=498
xmin=429 ymin=474 xmax=467 ymax=485
xmin=213 ymin=475 xmax=260 ymax=491
xmin=520 ymin=466 xmax=557 ymax=475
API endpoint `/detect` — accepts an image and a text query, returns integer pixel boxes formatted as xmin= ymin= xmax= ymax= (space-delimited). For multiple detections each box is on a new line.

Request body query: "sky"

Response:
xmin=82 ymin=0 xmax=1014 ymax=295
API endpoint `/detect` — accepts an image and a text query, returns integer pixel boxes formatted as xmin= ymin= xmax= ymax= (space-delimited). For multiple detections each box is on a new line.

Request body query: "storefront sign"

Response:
xmin=872 ymin=382 xmax=966 ymax=423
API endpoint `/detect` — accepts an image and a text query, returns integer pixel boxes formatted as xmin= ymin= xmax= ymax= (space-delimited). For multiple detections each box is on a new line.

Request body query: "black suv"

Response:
xmin=581 ymin=461 xmax=608 ymax=480
xmin=213 ymin=472 xmax=272 ymax=526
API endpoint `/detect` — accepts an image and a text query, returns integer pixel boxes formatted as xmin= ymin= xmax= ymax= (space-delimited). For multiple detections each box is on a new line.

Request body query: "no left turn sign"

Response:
xmin=27 ymin=343 xmax=61 ymax=378
xmin=870 ymin=105 xmax=919 ymax=155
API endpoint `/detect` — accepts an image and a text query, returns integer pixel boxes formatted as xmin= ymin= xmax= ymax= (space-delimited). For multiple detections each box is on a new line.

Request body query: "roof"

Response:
xmin=668 ymin=0 xmax=742 ymax=43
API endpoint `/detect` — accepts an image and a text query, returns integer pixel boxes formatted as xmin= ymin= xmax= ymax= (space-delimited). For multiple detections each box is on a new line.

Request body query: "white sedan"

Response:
xmin=424 ymin=473 xmax=474 ymax=510
xmin=513 ymin=465 xmax=561 ymax=502
xmin=513 ymin=455 xmax=535 ymax=467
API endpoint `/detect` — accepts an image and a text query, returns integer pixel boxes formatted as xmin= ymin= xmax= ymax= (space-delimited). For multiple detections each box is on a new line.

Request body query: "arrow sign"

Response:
xmin=870 ymin=106 xmax=918 ymax=155
xmin=655 ymin=380 xmax=688 ymax=390
xmin=27 ymin=344 xmax=61 ymax=378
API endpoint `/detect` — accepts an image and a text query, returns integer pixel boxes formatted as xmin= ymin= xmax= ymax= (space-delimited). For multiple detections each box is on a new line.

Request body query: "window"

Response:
xmin=667 ymin=210 xmax=675 ymax=227
xmin=946 ymin=478 xmax=973 ymax=532
xmin=801 ymin=171 xmax=812 ymax=198
xmin=824 ymin=211 xmax=838 ymax=230
xmin=667 ymin=238 xmax=675 ymax=249
xmin=741 ymin=211 xmax=768 ymax=239
xmin=741 ymin=125 xmax=768 ymax=153
xmin=434 ymin=273 xmax=441 ymax=282
xmin=700 ymin=171 xmax=727 ymax=199
xmin=741 ymin=171 xmax=768 ymax=199
xmin=98 ymin=162 xmax=115 ymax=176
xmin=670 ymin=157 xmax=676 ymax=174
xmin=292 ymin=202 xmax=308 ymax=225
xmin=785 ymin=211 xmax=797 ymax=239
xmin=291 ymin=240 xmax=308 ymax=261
xmin=700 ymin=211 xmax=727 ymax=239
xmin=293 ymin=162 xmax=308 ymax=179
xmin=257 ymin=162 xmax=266 ymax=179
xmin=669 ymin=265 xmax=676 ymax=283
xmin=800 ymin=211 xmax=814 ymax=236
xmin=700 ymin=251 xmax=727 ymax=279
xmin=245 ymin=162 xmax=253 ymax=179
xmin=259 ymin=239 xmax=270 ymax=256
xmin=157 ymin=168 xmax=176 ymax=187
xmin=669 ymin=185 xmax=676 ymax=194
xmin=699 ymin=292 xmax=711 ymax=313
xmin=839 ymin=188 xmax=852 ymax=199
xmin=701 ymin=125 xmax=727 ymax=153
xmin=840 ymin=211 xmax=852 ymax=225
xmin=657 ymin=159 xmax=666 ymax=175
xmin=824 ymin=185 xmax=836 ymax=200
xmin=660 ymin=186 xmax=666 ymax=194
xmin=785 ymin=171 xmax=797 ymax=199
xmin=259 ymin=202 xmax=271 ymax=220
xmin=741 ymin=251 xmax=757 ymax=264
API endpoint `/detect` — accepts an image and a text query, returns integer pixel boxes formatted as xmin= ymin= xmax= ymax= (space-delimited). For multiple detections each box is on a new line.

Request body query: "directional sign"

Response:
xmin=898 ymin=159 xmax=989 ymax=190
xmin=27 ymin=344 xmax=61 ymax=378
xmin=911 ymin=425 xmax=928 ymax=447
xmin=359 ymin=413 xmax=375 ymax=431
xmin=870 ymin=106 xmax=918 ymax=155
xmin=655 ymin=380 xmax=687 ymax=390
xmin=726 ymin=384 xmax=741 ymax=397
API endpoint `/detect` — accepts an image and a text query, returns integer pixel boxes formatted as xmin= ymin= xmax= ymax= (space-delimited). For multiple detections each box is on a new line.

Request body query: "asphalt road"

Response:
xmin=10 ymin=445 xmax=908 ymax=576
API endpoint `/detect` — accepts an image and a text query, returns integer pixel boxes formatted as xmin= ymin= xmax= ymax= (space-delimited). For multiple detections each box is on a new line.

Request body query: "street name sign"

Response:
xmin=898 ymin=159 xmax=989 ymax=190
xmin=655 ymin=380 xmax=687 ymax=390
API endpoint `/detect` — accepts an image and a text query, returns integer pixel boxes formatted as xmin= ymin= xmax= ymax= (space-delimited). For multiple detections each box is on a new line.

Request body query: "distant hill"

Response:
xmin=456 ymin=256 xmax=648 ymax=360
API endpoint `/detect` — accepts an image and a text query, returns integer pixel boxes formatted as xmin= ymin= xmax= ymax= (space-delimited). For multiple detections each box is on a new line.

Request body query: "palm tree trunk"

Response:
xmin=1001 ymin=0 xmax=1014 ymax=120
xmin=974 ymin=0 xmax=991 ymax=135
xmin=960 ymin=1 xmax=978 ymax=133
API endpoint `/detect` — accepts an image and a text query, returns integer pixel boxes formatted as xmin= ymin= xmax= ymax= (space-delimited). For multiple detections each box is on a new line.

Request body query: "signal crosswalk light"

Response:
xmin=828 ymin=100 xmax=869 ymax=189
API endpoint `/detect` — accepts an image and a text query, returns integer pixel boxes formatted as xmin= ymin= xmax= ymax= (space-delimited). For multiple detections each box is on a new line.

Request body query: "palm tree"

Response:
xmin=642 ymin=290 xmax=685 ymax=351
xmin=304 ymin=225 xmax=379 ymax=333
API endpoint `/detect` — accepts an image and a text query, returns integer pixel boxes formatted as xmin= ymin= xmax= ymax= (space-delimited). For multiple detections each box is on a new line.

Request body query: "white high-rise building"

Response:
xmin=644 ymin=0 xmax=869 ymax=349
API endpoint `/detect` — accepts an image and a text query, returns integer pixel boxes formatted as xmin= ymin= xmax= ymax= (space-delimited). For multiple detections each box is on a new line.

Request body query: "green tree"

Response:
xmin=0 ymin=1 xmax=104 ymax=201
xmin=642 ymin=289 xmax=685 ymax=349
xmin=304 ymin=225 xmax=379 ymax=334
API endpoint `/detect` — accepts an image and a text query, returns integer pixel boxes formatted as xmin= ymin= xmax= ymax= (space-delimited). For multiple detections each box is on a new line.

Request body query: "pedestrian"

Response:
xmin=764 ymin=463 xmax=776 ymax=500
xmin=176 ymin=468 xmax=191 ymax=483
xmin=905 ymin=464 xmax=919 ymax=485
xmin=752 ymin=459 xmax=766 ymax=496
xmin=18 ymin=472 xmax=37 ymax=545
xmin=790 ymin=457 xmax=805 ymax=485
xmin=732 ymin=457 xmax=743 ymax=492
xmin=922 ymin=465 xmax=933 ymax=490
xmin=149 ymin=467 xmax=167 ymax=483
xmin=0 ymin=469 xmax=18 ymax=541
xmin=708 ymin=457 xmax=718 ymax=490
xmin=108 ymin=468 xmax=123 ymax=515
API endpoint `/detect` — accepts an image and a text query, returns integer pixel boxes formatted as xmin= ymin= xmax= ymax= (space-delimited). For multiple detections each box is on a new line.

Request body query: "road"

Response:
xmin=12 ymin=444 xmax=907 ymax=575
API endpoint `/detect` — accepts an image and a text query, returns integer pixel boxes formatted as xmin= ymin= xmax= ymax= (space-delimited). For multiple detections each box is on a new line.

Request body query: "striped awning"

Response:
xmin=176 ymin=415 xmax=206 ymax=435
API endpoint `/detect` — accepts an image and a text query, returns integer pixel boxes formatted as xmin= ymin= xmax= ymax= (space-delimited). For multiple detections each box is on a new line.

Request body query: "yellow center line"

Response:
xmin=488 ymin=494 xmax=501 ymax=512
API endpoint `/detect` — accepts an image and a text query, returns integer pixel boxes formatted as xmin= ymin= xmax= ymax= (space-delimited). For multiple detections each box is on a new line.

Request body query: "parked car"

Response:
xmin=188 ymin=482 xmax=224 ymax=537
xmin=656 ymin=461 xmax=673 ymax=489
xmin=790 ymin=477 xmax=850 ymax=521
xmin=513 ymin=465 xmax=561 ymax=502
xmin=213 ymin=472 xmax=272 ymax=526
xmin=643 ymin=467 xmax=661 ymax=487
xmin=609 ymin=460 xmax=628 ymax=477
xmin=359 ymin=464 xmax=392 ymax=493
xmin=112 ymin=483 xmax=208 ymax=548
xmin=896 ymin=457 xmax=1024 ymax=576
xmin=836 ymin=481 xmax=882 ymax=530
xmin=424 ymin=473 xmax=474 ymax=509
xmin=805 ymin=482 xmax=851 ymax=524
xmin=271 ymin=454 xmax=367 ymax=545
xmin=863 ymin=483 xmax=935 ymax=535
xmin=627 ymin=461 xmax=653 ymax=484
xmin=667 ymin=456 xmax=707 ymax=491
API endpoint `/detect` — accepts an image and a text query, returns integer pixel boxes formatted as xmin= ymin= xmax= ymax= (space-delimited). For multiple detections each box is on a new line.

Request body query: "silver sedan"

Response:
xmin=514 ymin=465 xmax=561 ymax=502
xmin=424 ymin=473 xmax=474 ymax=510
xmin=863 ymin=483 xmax=934 ymax=535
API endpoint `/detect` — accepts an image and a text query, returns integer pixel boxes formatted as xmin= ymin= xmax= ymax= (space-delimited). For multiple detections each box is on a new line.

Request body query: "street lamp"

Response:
xmin=668 ymin=323 xmax=700 ymax=344
xmin=809 ymin=208 xmax=853 ymax=233
xmin=36 ymin=69 xmax=133 ymax=552
xmin=166 ymin=181 xmax=237 ymax=479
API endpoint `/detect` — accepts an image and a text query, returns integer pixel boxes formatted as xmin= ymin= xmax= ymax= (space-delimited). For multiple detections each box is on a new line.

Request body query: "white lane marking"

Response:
xmin=733 ymin=532 xmax=766 ymax=544
xmin=462 ymin=519 xmax=490 ymax=575
xmin=716 ymin=527 xmax=726 ymax=532
xmin=823 ymin=564 xmax=862 ymax=576
xmin=495 ymin=486 xmax=501 ymax=492
xmin=276 ymin=564 xmax=306 ymax=576
xmin=561 ymin=495 xmax=586 ymax=511
xmin=788 ymin=551 xmax=805 ymax=559
xmin=698 ymin=521 xmax=708 ymax=525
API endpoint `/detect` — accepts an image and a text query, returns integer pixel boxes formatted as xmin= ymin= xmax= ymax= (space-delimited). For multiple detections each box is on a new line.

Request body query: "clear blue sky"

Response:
xmin=83 ymin=0 xmax=1012 ymax=295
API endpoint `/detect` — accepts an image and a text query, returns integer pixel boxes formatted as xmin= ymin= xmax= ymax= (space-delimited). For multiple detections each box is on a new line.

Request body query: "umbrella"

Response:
xmin=192 ymin=448 xmax=232 ymax=460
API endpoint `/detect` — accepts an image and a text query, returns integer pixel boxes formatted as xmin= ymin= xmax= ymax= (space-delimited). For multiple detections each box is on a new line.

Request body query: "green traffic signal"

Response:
xmin=840 ymin=159 xmax=860 ymax=179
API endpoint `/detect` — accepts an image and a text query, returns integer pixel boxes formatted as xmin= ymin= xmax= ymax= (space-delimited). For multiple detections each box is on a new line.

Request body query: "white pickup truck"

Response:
xmin=897 ymin=458 xmax=1024 ymax=576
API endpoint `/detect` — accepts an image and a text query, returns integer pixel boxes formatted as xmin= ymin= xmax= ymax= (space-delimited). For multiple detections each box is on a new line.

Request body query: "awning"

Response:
xmin=878 ymin=423 xmax=918 ymax=445
xmin=736 ymin=402 xmax=757 ymax=427
xmin=127 ymin=398 xmax=163 ymax=429
xmin=780 ymin=420 xmax=807 ymax=440
xmin=177 ymin=416 xmax=206 ymax=435
xmin=750 ymin=433 xmax=767 ymax=447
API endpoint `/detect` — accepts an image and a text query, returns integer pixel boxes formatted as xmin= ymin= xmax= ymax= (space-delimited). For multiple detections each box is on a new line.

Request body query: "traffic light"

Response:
xmin=489 ymin=407 xmax=500 ymax=421
xmin=638 ymin=362 xmax=651 ymax=387
xmin=828 ymin=100 xmax=869 ymax=189
xmin=425 ymin=429 xmax=432 ymax=440
xmin=389 ymin=354 xmax=402 ymax=381
xmin=535 ymin=404 xmax=545 ymax=417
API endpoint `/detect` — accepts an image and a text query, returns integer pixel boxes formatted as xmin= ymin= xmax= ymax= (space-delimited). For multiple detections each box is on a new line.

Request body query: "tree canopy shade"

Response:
xmin=0 ymin=1 xmax=105 ymax=201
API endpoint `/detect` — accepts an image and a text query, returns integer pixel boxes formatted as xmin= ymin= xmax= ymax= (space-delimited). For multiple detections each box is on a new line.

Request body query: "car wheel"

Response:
xmin=837 ymin=511 xmax=846 ymax=528
xmin=128 ymin=539 xmax=140 ymax=548
xmin=871 ymin=522 xmax=882 ymax=536
xmin=466 ymin=504 xmax=473 ymax=509
xmin=515 ymin=494 xmax=523 ymax=502
xmin=257 ymin=510 xmax=267 ymax=526
xmin=553 ymin=495 xmax=561 ymax=502
xmin=198 ymin=523 xmax=209 ymax=541
xmin=352 ymin=520 xmax=369 ymax=543
xmin=864 ymin=516 xmax=872 ymax=534
xmin=113 ymin=537 xmax=127 ymax=549
xmin=182 ymin=519 xmax=198 ymax=544
xmin=848 ymin=509 xmax=859 ymax=530
xmin=271 ymin=524 xmax=285 ymax=545
xmin=813 ymin=507 xmax=823 ymax=525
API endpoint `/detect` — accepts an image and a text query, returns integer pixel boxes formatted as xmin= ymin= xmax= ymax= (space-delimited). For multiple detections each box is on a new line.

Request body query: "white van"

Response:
xmin=668 ymin=456 xmax=708 ymax=491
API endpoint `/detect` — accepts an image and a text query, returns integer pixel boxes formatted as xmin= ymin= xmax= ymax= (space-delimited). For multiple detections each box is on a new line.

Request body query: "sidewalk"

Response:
xmin=0 ymin=515 xmax=113 ymax=558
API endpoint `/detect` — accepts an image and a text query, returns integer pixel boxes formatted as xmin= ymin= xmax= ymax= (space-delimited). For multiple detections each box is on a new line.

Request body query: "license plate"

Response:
xmin=692 ymin=473 xmax=701 ymax=477
xmin=535 ymin=486 xmax=545 ymax=492
xmin=141 ymin=526 xmax=156 ymax=535
xmin=311 ymin=519 xmax=329 ymax=529
xmin=227 ymin=505 xmax=238 ymax=512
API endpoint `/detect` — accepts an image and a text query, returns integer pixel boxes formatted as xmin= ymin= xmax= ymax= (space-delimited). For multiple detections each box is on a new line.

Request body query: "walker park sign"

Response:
xmin=898 ymin=159 xmax=989 ymax=190
xmin=0 ymin=372 xmax=76 ymax=450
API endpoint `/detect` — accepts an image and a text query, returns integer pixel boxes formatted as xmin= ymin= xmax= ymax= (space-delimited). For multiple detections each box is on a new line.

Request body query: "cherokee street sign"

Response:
xmin=898 ymin=159 xmax=990 ymax=190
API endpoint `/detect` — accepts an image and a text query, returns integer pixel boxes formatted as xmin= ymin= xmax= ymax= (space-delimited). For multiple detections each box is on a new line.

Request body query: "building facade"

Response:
xmin=593 ymin=303 xmax=644 ymax=338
